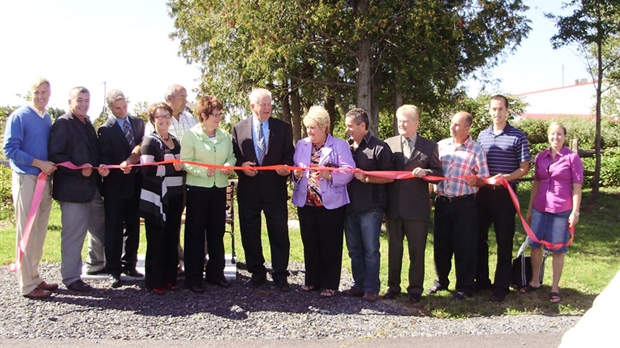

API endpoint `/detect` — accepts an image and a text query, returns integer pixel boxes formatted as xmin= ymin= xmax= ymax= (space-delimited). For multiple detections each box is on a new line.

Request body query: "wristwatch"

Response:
xmin=365 ymin=176 xmax=369 ymax=183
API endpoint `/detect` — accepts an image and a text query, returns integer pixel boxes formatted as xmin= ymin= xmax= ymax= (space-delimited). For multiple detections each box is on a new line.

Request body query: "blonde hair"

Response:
xmin=303 ymin=106 xmax=330 ymax=133
xmin=548 ymin=122 xmax=567 ymax=136
xmin=396 ymin=104 xmax=420 ymax=121
xmin=30 ymin=77 xmax=50 ymax=91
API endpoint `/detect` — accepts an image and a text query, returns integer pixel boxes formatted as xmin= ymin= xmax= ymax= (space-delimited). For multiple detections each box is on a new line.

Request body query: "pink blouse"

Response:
xmin=533 ymin=146 xmax=584 ymax=213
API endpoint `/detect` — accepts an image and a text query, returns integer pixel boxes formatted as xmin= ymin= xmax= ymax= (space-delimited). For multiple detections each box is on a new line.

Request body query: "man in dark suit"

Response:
xmin=48 ymin=86 xmax=109 ymax=292
xmin=384 ymin=105 xmax=443 ymax=303
xmin=98 ymin=89 xmax=145 ymax=288
xmin=231 ymin=88 xmax=294 ymax=291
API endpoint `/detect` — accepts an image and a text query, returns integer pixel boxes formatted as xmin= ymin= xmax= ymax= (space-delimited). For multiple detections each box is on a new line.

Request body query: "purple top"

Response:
xmin=533 ymin=146 xmax=584 ymax=213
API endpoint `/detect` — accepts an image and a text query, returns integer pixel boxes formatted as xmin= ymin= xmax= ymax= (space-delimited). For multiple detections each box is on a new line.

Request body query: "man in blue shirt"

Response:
xmin=475 ymin=95 xmax=531 ymax=302
xmin=3 ymin=78 xmax=58 ymax=299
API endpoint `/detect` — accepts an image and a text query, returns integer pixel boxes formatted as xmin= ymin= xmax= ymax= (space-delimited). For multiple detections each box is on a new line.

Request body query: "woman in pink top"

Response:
xmin=521 ymin=122 xmax=583 ymax=303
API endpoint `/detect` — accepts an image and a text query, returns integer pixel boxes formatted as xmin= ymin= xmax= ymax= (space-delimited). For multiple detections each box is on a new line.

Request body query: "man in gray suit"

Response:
xmin=383 ymin=105 xmax=443 ymax=303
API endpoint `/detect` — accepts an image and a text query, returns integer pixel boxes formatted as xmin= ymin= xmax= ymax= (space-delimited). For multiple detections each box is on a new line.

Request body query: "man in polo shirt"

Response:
xmin=475 ymin=94 xmax=531 ymax=302
xmin=429 ymin=111 xmax=489 ymax=300
xmin=342 ymin=108 xmax=394 ymax=302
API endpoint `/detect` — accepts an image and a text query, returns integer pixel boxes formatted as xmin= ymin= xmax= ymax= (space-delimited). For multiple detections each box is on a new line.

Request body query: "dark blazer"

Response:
xmin=97 ymin=115 xmax=145 ymax=200
xmin=48 ymin=112 xmax=101 ymax=203
xmin=231 ymin=117 xmax=294 ymax=205
xmin=384 ymin=134 xmax=443 ymax=221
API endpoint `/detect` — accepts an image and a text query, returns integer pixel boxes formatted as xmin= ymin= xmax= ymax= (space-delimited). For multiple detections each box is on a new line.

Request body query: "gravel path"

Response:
xmin=0 ymin=262 xmax=580 ymax=341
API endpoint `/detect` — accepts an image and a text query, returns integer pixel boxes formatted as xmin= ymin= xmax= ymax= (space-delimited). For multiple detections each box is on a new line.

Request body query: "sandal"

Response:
xmin=550 ymin=292 xmax=561 ymax=303
xmin=519 ymin=284 xmax=540 ymax=294
xmin=320 ymin=289 xmax=336 ymax=297
xmin=301 ymin=285 xmax=318 ymax=292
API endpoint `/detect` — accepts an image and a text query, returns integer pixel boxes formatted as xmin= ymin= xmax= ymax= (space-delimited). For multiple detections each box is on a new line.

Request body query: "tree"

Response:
xmin=168 ymin=0 xmax=531 ymax=141
xmin=546 ymin=0 xmax=620 ymax=199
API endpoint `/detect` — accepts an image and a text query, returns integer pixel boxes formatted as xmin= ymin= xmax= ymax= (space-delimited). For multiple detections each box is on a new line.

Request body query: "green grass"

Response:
xmin=1 ymin=185 xmax=619 ymax=318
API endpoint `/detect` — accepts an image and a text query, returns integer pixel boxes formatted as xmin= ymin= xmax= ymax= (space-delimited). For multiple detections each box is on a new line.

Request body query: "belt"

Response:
xmin=435 ymin=194 xmax=473 ymax=203
xmin=482 ymin=184 xmax=506 ymax=190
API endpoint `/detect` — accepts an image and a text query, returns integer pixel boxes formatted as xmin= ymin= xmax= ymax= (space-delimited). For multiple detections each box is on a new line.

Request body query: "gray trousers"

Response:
xmin=59 ymin=189 xmax=106 ymax=285
xmin=84 ymin=191 xmax=105 ymax=273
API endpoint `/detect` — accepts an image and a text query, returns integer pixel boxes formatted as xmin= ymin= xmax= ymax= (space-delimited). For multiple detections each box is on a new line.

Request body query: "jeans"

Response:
xmin=344 ymin=208 xmax=383 ymax=293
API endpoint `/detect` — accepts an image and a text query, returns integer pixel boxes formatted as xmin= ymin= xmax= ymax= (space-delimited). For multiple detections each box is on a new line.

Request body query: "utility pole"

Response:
xmin=102 ymin=81 xmax=107 ymax=115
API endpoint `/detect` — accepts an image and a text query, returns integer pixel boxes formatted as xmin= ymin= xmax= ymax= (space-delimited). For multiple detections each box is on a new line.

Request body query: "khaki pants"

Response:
xmin=12 ymin=172 xmax=53 ymax=295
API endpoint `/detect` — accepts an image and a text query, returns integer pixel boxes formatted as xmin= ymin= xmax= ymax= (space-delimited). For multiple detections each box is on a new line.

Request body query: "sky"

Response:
xmin=0 ymin=0 xmax=589 ymax=117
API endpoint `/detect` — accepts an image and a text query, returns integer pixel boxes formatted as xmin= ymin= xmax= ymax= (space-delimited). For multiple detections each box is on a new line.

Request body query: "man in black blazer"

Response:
xmin=384 ymin=105 xmax=443 ymax=303
xmin=231 ymin=88 xmax=294 ymax=291
xmin=98 ymin=89 xmax=145 ymax=288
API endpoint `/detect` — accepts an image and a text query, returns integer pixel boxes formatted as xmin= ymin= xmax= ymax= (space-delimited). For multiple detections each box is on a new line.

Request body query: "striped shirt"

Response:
xmin=435 ymin=136 xmax=489 ymax=198
xmin=477 ymin=123 xmax=530 ymax=185
xmin=145 ymin=110 xmax=198 ymax=140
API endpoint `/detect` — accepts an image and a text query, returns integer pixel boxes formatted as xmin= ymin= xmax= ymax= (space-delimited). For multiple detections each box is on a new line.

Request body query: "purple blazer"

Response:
xmin=292 ymin=134 xmax=355 ymax=209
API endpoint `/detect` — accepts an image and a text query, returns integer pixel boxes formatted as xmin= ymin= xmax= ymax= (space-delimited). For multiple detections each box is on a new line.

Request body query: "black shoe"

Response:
xmin=245 ymin=274 xmax=266 ymax=288
xmin=109 ymin=275 xmax=122 ymax=288
xmin=426 ymin=284 xmax=448 ymax=295
xmin=188 ymin=284 xmax=205 ymax=294
xmin=123 ymin=268 xmax=144 ymax=278
xmin=490 ymin=287 xmax=509 ymax=302
xmin=342 ymin=287 xmax=364 ymax=297
xmin=409 ymin=293 xmax=421 ymax=303
xmin=67 ymin=279 xmax=93 ymax=292
xmin=208 ymin=279 xmax=232 ymax=288
xmin=383 ymin=289 xmax=400 ymax=300
xmin=85 ymin=268 xmax=107 ymax=276
xmin=451 ymin=291 xmax=471 ymax=301
xmin=274 ymin=279 xmax=291 ymax=292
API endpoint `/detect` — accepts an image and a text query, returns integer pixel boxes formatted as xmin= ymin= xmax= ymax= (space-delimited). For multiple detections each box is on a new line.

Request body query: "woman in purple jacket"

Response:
xmin=292 ymin=106 xmax=355 ymax=297
xmin=522 ymin=122 xmax=583 ymax=303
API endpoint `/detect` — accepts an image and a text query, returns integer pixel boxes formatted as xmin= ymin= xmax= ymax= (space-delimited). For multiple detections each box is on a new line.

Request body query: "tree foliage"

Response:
xmin=546 ymin=0 xmax=620 ymax=199
xmin=167 ymin=0 xmax=531 ymax=142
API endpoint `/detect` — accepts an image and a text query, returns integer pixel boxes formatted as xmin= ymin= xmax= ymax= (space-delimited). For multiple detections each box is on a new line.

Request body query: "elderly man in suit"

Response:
xmin=231 ymin=88 xmax=294 ymax=291
xmin=48 ymin=86 xmax=110 ymax=292
xmin=98 ymin=89 xmax=145 ymax=288
xmin=383 ymin=105 xmax=443 ymax=303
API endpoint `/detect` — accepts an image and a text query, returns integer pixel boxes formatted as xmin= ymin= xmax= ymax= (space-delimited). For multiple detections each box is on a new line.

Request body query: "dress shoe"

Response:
xmin=188 ymin=284 xmax=205 ymax=294
xmin=342 ymin=287 xmax=364 ymax=297
xmin=409 ymin=293 xmax=421 ymax=303
xmin=274 ymin=279 xmax=291 ymax=292
xmin=473 ymin=281 xmax=493 ymax=292
xmin=38 ymin=281 xmax=59 ymax=291
xmin=361 ymin=292 xmax=379 ymax=302
xmin=452 ymin=291 xmax=471 ymax=301
xmin=245 ymin=274 xmax=266 ymax=288
xmin=426 ymin=284 xmax=448 ymax=295
xmin=85 ymin=268 xmax=108 ymax=276
xmin=383 ymin=289 xmax=400 ymax=300
xmin=23 ymin=287 xmax=52 ymax=299
xmin=122 ymin=268 xmax=144 ymax=278
xmin=109 ymin=275 xmax=122 ymax=289
xmin=152 ymin=288 xmax=165 ymax=295
xmin=208 ymin=279 xmax=232 ymax=288
xmin=67 ymin=279 xmax=93 ymax=292
xmin=490 ymin=287 xmax=509 ymax=302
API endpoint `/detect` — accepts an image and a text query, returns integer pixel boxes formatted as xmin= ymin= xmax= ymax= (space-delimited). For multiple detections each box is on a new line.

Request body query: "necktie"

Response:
xmin=403 ymin=138 xmax=412 ymax=160
xmin=257 ymin=123 xmax=266 ymax=165
xmin=123 ymin=121 xmax=134 ymax=147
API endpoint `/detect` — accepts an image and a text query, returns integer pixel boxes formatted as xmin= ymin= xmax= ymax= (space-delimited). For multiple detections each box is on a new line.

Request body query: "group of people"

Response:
xmin=5 ymin=79 xmax=583 ymax=304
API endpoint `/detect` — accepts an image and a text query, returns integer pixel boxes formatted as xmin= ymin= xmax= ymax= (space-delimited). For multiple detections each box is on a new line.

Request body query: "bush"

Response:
xmin=0 ymin=166 xmax=13 ymax=221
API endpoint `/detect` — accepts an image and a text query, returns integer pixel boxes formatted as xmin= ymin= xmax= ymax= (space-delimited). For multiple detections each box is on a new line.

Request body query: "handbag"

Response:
xmin=511 ymin=237 xmax=549 ymax=289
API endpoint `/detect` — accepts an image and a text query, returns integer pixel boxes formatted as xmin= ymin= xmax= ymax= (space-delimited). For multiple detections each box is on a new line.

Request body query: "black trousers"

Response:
xmin=104 ymin=194 xmax=140 ymax=277
xmin=475 ymin=187 xmax=517 ymax=290
xmin=184 ymin=186 xmax=227 ymax=287
xmin=432 ymin=195 xmax=478 ymax=294
xmin=144 ymin=193 xmax=183 ymax=289
xmin=239 ymin=200 xmax=290 ymax=281
xmin=297 ymin=205 xmax=345 ymax=290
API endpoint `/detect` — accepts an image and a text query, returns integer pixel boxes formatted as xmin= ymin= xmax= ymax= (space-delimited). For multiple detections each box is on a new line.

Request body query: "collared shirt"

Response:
xmin=346 ymin=133 xmax=394 ymax=213
xmin=477 ymin=122 xmax=530 ymax=185
xmin=115 ymin=116 xmax=134 ymax=134
xmin=402 ymin=134 xmax=417 ymax=159
xmin=533 ymin=146 xmax=584 ymax=213
xmin=435 ymin=136 xmax=489 ymax=198
xmin=145 ymin=110 xmax=198 ymax=139
xmin=252 ymin=116 xmax=270 ymax=159
xmin=28 ymin=105 xmax=47 ymax=118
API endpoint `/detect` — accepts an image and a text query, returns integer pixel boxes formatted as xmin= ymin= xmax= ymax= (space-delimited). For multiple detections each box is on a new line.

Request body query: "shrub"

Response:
xmin=0 ymin=166 xmax=13 ymax=221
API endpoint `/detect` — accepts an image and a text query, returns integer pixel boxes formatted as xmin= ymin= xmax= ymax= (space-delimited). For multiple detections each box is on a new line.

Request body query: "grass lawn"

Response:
xmin=1 ymin=184 xmax=618 ymax=318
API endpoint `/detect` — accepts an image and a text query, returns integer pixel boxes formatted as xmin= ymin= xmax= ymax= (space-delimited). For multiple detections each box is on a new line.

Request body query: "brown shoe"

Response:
xmin=342 ymin=287 xmax=364 ymax=297
xmin=23 ymin=287 xmax=52 ymax=299
xmin=361 ymin=292 xmax=379 ymax=302
xmin=38 ymin=281 xmax=59 ymax=291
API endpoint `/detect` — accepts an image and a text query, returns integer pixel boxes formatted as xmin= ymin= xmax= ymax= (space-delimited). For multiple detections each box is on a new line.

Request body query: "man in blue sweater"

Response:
xmin=3 ymin=78 xmax=58 ymax=299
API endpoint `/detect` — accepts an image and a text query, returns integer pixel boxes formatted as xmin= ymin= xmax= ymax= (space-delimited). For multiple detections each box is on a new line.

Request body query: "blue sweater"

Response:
xmin=3 ymin=105 xmax=52 ymax=175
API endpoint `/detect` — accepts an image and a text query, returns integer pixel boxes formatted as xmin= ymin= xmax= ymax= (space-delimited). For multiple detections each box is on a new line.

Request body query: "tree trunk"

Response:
xmin=325 ymin=94 xmax=337 ymax=135
xmin=370 ymin=66 xmax=380 ymax=137
xmin=393 ymin=78 xmax=403 ymax=137
xmin=592 ymin=38 xmax=604 ymax=200
xmin=290 ymin=85 xmax=303 ymax=143
xmin=355 ymin=0 xmax=372 ymax=131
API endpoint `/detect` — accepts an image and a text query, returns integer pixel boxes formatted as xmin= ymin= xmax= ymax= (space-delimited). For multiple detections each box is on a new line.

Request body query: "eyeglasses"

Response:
xmin=155 ymin=114 xmax=172 ymax=119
